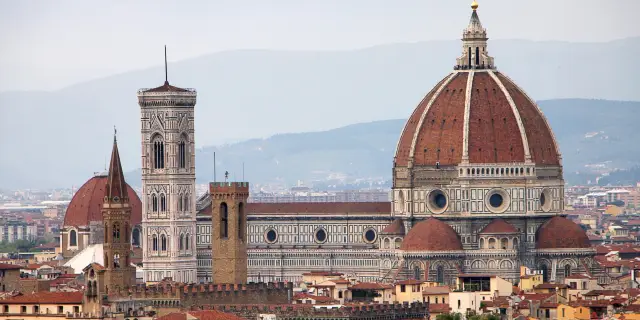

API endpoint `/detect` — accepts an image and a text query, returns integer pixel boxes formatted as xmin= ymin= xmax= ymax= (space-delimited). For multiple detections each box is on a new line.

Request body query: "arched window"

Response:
xmin=113 ymin=254 xmax=120 ymax=268
xmin=479 ymin=238 xmax=485 ymax=249
xmin=160 ymin=194 xmax=166 ymax=212
xmin=564 ymin=264 xmax=572 ymax=277
xmin=184 ymin=196 xmax=189 ymax=212
xmin=238 ymin=202 xmax=245 ymax=241
xmin=179 ymin=234 xmax=184 ymax=250
xmin=69 ymin=230 xmax=77 ymax=246
xmin=383 ymin=238 xmax=390 ymax=249
xmin=113 ymin=223 xmax=120 ymax=242
xmin=178 ymin=141 xmax=186 ymax=169
xmin=152 ymin=235 xmax=158 ymax=251
xmin=153 ymin=136 xmax=165 ymax=169
xmin=152 ymin=194 xmax=158 ymax=212
xmin=178 ymin=194 xmax=183 ymax=212
xmin=161 ymin=235 xmax=167 ymax=251
xmin=186 ymin=234 xmax=190 ymax=250
xmin=467 ymin=46 xmax=472 ymax=66
xmin=220 ymin=202 xmax=228 ymax=238
xmin=475 ymin=47 xmax=480 ymax=65
xmin=413 ymin=265 xmax=422 ymax=280
xmin=488 ymin=238 xmax=496 ymax=249
xmin=501 ymin=238 xmax=508 ymax=249
xmin=394 ymin=238 xmax=402 ymax=249
xmin=436 ymin=266 xmax=445 ymax=284
xmin=132 ymin=228 xmax=140 ymax=246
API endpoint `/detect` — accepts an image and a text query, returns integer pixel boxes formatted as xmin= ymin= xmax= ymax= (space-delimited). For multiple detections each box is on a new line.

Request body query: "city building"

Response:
xmin=137 ymin=64 xmax=199 ymax=283
xmin=191 ymin=1 xmax=605 ymax=285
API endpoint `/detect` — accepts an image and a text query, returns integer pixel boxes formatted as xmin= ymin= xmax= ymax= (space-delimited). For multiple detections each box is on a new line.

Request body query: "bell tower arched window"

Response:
xmin=186 ymin=234 xmax=190 ymax=250
xmin=152 ymin=135 xmax=165 ymax=169
xmin=151 ymin=194 xmax=158 ymax=212
xmin=161 ymin=234 xmax=167 ymax=251
xmin=178 ymin=141 xmax=186 ymax=169
xmin=564 ymin=264 xmax=572 ymax=277
xmin=160 ymin=194 xmax=166 ymax=212
xmin=113 ymin=223 xmax=120 ymax=242
xmin=69 ymin=230 xmax=77 ymax=246
xmin=179 ymin=234 xmax=184 ymax=250
xmin=238 ymin=202 xmax=245 ymax=241
xmin=220 ymin=202 xmax=228 ymax=238
xmin=132 ymin=228 xmax=140 ymax=246
xmin=152 ymin=234 xmax=158 ymax=251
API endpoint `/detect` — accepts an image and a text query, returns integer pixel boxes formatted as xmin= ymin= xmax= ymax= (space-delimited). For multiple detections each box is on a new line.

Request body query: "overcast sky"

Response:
xmin=0 ymin=0 xmax=637 ymax=91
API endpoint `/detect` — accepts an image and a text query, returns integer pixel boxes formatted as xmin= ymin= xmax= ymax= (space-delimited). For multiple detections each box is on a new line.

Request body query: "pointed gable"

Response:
xmin=381 ymin=219 xmax=405 ymax=235
xmin=105 ymin=137 xmax=128 ymax=203
xmin=480 ymin=219 xmax=518 ymax=234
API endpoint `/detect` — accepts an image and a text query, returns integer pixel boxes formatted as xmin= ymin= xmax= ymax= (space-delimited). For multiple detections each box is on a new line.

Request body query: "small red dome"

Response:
xmin=394 ymin=71 xmax=560 ymax=167
xmin=535 ymin=216 xmax=590 ymax=249
xmin=400 ymin=218 xmax=462 ymax=251
xmin=64 ymin=174 xmax=142 ymax=227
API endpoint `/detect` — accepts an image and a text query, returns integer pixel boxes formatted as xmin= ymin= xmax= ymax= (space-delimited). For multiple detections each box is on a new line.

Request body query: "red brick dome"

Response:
xmin=400 ymin=218 xmax=462 ymax=251
xmin=394 ymin=73 xmax=560 ymax=167
xmin=63 ymin=174 xmax=142 ymax=227
xmin=535 ymin=216 xmax=590 ymax=249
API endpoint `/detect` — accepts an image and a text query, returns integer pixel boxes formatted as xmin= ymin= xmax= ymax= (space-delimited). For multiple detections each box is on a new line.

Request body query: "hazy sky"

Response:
xmin=0 ymin=0 xmax=637 ymax=91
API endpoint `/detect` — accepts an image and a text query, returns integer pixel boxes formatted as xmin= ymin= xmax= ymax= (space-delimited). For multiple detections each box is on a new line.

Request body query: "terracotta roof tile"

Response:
xmin=350 ymin=282 xmax=393 ymax=290
xmin=0 ymin=263 xmax=21 ymax=270
xmin=247 ymin=202 xmax=391 ymax=214
xmin=400 ymin=218 xmax=462 ymax=251
xmin=381 ymin=219 xmax=405 ymax=235
xmin=1 ymin=292 xmax=83 ymax=304
xmin=480 ymin=219 xmax=518 ymax=234
xmin=64 ymin=175 xmax=141 ymax=227
xmin=535 ymin=216 xmax=591 ymax=249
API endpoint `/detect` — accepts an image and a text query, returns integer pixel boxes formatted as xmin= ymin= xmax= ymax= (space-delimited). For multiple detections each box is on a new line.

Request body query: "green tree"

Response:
xmin=436 ymin=313 xmax=463 ymax=320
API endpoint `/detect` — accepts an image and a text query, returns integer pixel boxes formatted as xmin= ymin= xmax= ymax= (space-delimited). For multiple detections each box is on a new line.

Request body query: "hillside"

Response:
xmin=121 ymin=99 xmax=640 ymax=187
xmin=1 ymin=38 xmax=639 ymax=188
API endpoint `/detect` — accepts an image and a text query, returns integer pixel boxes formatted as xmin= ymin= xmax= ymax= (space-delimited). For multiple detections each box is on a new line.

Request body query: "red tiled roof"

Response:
xmin=535 ymin=216 xmax=591 ymax=249
xmin=247 ymin=202 xmax=391 ymax=215
xmin=0 ymin=263 xmax=21 ymax=270
xmin=158 ymin=311 xmax=242 ymax=320
xmin=142 ymin=81 xmax=191 ymax=93
xmin=64 ymin=175 xmax=141 ymax=227
xmin=381 ymin=219 xmax=405 ymax=235
xmin=480 ymin=219 xmax=518 ymax=234
xmin=395 ymin=71 xmax=560 ymax=166
xmin=423 ymin=286 xmax=450 ymax=295
xmin=534 ymin=283 xmax=569 ymax=289
xmin=400 ymin=218 xmax=462 ymax=251
xmin=1 ymin=292 xmax=83 ymax=304
xmin=429 ymin=303 xmax=451 ymax=313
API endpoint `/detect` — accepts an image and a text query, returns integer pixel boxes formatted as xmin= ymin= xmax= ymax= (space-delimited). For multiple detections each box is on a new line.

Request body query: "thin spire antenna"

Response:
xmin=164 ymin=45 xmax=168 ymax=83
xmin=113 ymin=125 xmax=117 ymax=142
xmin=213 ymin=152 xmax=217 ymax=183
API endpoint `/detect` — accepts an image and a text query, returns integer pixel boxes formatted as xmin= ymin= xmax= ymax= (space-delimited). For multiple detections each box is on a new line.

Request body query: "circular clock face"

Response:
xmin=113 ymin=196 xmax=120 ymax=202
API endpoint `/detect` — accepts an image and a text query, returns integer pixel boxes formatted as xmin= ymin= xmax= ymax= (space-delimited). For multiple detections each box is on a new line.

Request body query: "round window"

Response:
xmin=540 ymin=188 xmax=552 ymax=212
xmin=364 ymin=229 xmax=376 ymax=243
xmin=427 ymin=189 xmax=448 ymax=214
xmin=265 ymin=229 xmax=278 ymax=244
xmin=489 ymin=193 xmax=503 ymax=208
xmin=486 ymin=188 xmax=510 ymax=213
xmin=315 ymin=228 xmax=327 ymax=243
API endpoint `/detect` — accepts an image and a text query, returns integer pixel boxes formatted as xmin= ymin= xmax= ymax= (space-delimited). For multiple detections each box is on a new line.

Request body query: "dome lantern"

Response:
xmin=456 ymin=1 xmax=495 ymax=70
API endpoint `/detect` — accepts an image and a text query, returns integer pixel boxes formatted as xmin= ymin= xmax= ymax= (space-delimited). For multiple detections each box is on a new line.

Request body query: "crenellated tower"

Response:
xmin=210 ymin=182 xmax=249 ymax=284
xmin=102 ymin=134 xmax=135 ymax=291
xmin=138 ymin=47 xmax=198 ymax=283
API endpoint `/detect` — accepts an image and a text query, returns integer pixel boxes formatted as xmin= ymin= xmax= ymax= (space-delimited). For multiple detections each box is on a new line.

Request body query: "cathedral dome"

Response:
xmin=394 ymin=3 xmax=560 ymax=168
xmin=535 ymin=216 xmax=590 ymax=249
xmin=63 ymin=174 xmax=142 ymax=228
xmin=400 ymin=218 xmax=463 ymax=251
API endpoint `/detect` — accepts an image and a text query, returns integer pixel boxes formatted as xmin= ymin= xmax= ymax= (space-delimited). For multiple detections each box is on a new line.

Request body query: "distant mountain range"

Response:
xmin=1 ymin=38 xmax=639 ymax=188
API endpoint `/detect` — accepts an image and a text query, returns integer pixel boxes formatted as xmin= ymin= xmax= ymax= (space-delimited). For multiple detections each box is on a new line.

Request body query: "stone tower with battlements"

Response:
xmin=210 ymin=182 xmax=249 ymax=284
xmin=102 ymin=135 xmax=135 ymax=291
xmin=138 ymin=50 xmax=198 ymax=283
